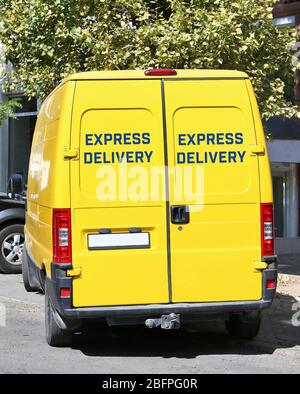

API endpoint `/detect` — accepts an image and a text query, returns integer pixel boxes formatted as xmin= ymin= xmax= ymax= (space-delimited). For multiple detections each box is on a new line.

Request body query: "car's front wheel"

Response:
xmin=0 ymin=224 xmax=24 ymax=274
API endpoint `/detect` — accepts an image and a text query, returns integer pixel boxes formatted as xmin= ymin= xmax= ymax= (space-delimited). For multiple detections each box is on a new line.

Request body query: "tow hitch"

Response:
xmin=145 ymin=313 xmax=181 ymax=330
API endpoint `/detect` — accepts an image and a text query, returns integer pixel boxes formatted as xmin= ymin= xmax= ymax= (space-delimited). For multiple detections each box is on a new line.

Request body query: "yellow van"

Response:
xmin=19 ymin=69 xmax=277 ymax=346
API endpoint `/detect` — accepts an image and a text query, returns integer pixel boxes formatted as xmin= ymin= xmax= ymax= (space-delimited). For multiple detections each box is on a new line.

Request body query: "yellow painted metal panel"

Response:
xmin=71 ymin=80 xmax=169 ymax=307
xmin=25 ymin=203 xmax=52 ymax=273
xmin=164 ymin=79 xmax=263 ymax=302
xmin=72 ymin=207 xmax=168 ymax=306
xmin=245 ymin=79 xmax=273 ymax=204
xmin=25 ymin=81 xmax=75 ymax=274
xmin=169 ymin=204 xmax=262 ymax=302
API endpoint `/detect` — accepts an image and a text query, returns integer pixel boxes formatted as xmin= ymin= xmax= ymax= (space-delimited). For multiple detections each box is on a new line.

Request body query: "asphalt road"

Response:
xmin=0 ymin=274 xmax=299 ymax=374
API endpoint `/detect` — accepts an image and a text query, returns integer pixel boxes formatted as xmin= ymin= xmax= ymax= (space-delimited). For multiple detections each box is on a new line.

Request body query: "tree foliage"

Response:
xmin=0 ymin=0 xmax=296 ymax=119
xmin=0 ymin=99 xmax=21 ymax=127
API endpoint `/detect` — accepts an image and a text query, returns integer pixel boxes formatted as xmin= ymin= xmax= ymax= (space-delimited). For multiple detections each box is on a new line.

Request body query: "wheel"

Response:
xmin=45 ymin=287 xmax=73 ymax=347
xmin=226 ymin=311 xmax=261 ymax=340
xmin=22 ymin=249 xmax=40 ymax=292
xmin=0 ymin=224 xmax=24 ymax=274
xmin=38 ymin=268 xmax=46 ymax=294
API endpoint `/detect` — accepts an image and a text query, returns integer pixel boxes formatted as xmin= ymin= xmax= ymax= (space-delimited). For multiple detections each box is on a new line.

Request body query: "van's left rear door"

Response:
xmin=70 ymin=80 xmax=169 ymax=307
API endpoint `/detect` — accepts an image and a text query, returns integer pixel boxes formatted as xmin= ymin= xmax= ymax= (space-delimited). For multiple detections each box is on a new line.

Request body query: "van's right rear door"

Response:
xmin=164 ymin=78 xmax=263 ymax=303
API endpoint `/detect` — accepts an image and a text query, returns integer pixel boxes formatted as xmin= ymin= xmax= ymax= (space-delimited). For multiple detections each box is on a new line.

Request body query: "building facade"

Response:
xmin=0 ymin=45 xmax=38 ymax=192
xmin=0 ymin=94 xmax=37 ymax=192
xmin=267 ymin=119 xmax=300 ymax=254
xmin=271 ymin=0 xmax=300 ymax=255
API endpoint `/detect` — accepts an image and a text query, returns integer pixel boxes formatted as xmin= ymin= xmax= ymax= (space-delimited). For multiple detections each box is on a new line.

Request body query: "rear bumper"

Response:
xmin=47 ymin=261 xmax=278 ymax=321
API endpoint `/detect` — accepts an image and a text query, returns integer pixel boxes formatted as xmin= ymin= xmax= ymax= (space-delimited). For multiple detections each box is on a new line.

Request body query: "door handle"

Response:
xmin=171 ymin=205 xmax=190 ymax=224
xmin=250 ymin=143 xmax=265 ymax=155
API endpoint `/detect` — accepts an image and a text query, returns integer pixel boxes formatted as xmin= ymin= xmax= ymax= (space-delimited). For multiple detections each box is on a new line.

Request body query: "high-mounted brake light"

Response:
xmin=53 ymin=208 xmax=72 ymax=264
xmin=261 ymin=203 xmax=274 ymax=257
xmin=144 ymin=69 xmax=177 ymax=76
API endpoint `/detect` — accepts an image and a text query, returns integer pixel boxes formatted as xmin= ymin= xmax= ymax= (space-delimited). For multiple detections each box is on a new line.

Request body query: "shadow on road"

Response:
xmin=71 ymin=293 xmax=300 ymax=359
xmin=278 ymin=254 xmax=300 ymax=276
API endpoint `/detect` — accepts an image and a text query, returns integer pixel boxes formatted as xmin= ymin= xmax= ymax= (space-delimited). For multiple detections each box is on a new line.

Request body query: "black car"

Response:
xmin=0 ymin=192 xmax=25 ymax=274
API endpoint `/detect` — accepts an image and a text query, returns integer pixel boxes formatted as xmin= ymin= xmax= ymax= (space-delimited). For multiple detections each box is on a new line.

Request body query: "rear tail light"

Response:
xmin=144 ymin=69 xmax=177 ymax=76
xmin=53 ymin=208 xmax=72 ymax=264
xmin=60 ymin=288 xmax=71 ymax=298
xmin=261 ymin=203 xmax=274 ymax=257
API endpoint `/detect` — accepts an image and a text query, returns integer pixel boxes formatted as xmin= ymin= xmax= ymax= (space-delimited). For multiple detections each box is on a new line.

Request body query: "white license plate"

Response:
xmin=88 ymin=232 xmax=150 ymax=250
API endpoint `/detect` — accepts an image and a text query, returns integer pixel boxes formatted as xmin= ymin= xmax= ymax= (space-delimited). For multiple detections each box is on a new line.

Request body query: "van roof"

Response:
xmin=64 ymin=69 xmax=248 ymax=82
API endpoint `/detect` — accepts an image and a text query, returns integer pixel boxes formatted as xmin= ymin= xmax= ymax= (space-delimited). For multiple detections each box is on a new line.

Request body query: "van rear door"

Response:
xmin=164 ymin=78 xmax=262 ymax=303
xmin=70 ymin=80 xmax=169 ymax=307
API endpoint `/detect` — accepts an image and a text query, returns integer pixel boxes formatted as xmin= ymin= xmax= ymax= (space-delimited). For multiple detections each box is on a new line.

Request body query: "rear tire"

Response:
xmin=0 ymin=224 xmax=24 ymax=274
xmin=226 ymin=311 xmax=261 ymax=340
xmin=22 ymin=250 xmax=40 ymax=292
xmin=45 ymin=287 xmax=73 ymax=347
xmin=37 ymin=268 xmax=46 ymax=294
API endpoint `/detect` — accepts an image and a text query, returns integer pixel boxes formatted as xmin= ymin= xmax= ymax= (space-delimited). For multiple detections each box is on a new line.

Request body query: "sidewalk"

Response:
xmin=278 ymin=254 xmax=300 ymax=276
xmin=277 ymin=254 xmax=300 ymax=298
